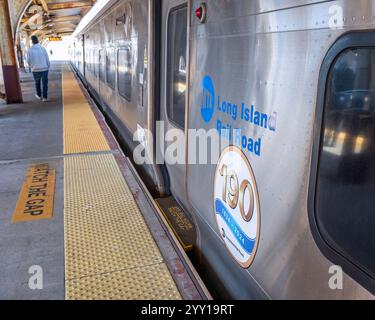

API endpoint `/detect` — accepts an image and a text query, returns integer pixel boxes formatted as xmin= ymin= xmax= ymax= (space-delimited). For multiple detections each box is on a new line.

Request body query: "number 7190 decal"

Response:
xmin=214 ymin=146 xmax=260 ymax=268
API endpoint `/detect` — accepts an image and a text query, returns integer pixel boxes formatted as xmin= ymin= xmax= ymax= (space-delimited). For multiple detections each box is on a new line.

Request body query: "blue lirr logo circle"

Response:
xmin=201 ymin=75 xmax=215 ymax=123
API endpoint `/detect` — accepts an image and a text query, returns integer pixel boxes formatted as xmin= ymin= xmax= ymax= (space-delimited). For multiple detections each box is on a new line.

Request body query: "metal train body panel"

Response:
xmin=71 ymin=0 xmax=375 ymax=299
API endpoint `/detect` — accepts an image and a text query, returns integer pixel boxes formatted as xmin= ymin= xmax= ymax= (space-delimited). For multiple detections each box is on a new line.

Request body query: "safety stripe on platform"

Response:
xmin=64 ymin=153 xmax=182 ymax=300
xmin=62 ymin=68 xmax=110 ymax=154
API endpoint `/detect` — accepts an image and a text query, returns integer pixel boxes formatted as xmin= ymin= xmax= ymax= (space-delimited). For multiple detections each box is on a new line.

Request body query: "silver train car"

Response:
xmin=70 ymin=0 xmax=375 ymax=299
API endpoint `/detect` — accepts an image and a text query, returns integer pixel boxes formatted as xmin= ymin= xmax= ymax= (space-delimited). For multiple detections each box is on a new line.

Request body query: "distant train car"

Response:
xmin=70 ymin=0 xmax=375 ymax=299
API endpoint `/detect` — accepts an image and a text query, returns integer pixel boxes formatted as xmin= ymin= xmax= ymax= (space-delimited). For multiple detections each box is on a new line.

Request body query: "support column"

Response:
xmin=17 ymin=43 xmax=24 ymax=69
xmin=0 ymin=0 xmax=23 ymax=103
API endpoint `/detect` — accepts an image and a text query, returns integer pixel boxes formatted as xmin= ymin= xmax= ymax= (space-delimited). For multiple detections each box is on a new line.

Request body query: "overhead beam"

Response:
xmin=31 ymin=24 xmax=49 ymax=36
xmin=22 ymin=13 xmax=81 ymax=36
xmin=31 ymin=22 xmax=77 ymax=37
xmin=33 ymin=20 xmax=78 ymax=31
xmin=50 ymin=22 xmax=78 ymax=29
xmin=19 ymin=12 xmax=44 ymax=30
xmin=24 ymin=14 xmax=81 ymax=27
xmin=58 ymin=31 xmax=74 ymax=35
xmin=49 ymin=15 xmax=81 ymax=23
xmin=39 ymin=0 xmax=49 ymax=13
xmin=47 ymin=1 xmax=93 ymax=11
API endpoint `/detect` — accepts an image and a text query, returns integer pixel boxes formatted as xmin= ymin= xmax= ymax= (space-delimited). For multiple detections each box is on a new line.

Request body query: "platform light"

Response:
xmin=195 ymin=3 xmax=207 ymax=23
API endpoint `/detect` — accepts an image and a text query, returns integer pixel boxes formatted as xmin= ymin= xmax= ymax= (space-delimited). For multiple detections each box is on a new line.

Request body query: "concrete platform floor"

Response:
xmin=0 ymin=63 xmax=64 ymax=299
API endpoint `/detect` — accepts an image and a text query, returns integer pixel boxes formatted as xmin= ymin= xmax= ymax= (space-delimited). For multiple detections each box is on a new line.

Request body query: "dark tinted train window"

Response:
xmin=317 ymin=48 xmax=375 ymax=278
xmin=106 ymin=49 xmax=116 ymax=89
xmin=166 ymin=5 xmax=187 ymax=129
xmin=118 ymin=48 xmax=132 ymax=101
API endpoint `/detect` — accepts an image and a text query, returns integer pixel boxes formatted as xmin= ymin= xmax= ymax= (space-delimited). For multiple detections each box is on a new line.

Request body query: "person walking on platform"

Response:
xmin=27 ymin=36 xmax=50 ymax=102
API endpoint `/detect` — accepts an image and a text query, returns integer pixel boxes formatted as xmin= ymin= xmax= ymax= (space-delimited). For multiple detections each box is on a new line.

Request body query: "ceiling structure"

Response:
xmin=18 ymin=1 xmax=96 ymax=45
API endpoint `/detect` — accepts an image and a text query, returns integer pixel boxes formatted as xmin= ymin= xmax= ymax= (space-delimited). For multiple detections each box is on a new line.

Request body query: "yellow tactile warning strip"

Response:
xmin=62 ymin=68 xmax=110 ymax=154
xmin=66 ymin=262 xmax=180 ymax=300
xmin=63 ymin=150 xmax=182 ymax=299
xmin=12 ymin=163 xmax=55 ymax=223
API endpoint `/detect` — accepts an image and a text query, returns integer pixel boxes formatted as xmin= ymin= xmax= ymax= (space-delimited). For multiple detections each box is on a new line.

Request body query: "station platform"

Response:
xmin=0 ymin=62 xmax=209 ymax=300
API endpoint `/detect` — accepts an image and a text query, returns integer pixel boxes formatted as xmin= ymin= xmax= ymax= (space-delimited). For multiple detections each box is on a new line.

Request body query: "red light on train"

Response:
xmin=195 ymin=7 xmax=202 ymax=19
xmin=195 ymin=3 xmax=206 ymax=23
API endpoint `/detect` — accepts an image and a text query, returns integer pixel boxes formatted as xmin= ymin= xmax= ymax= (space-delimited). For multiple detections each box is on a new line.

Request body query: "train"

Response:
xmin=70 ymin=0 xmax=375 ymax=299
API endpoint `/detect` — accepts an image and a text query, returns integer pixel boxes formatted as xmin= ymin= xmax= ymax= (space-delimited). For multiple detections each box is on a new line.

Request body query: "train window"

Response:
xmin=316 ymin=47 xmax=375 ymax=281
xmin=118 ymin=48 xmax=132 ymax=102
xmin=99 ymin=49 xmax=105 ymax=82
xmin=94 ymin=49 xmax=99 ymax=78
xmin=91 ymin=50 xmax=95 ymax=74
xmin=166 ymin=4 xmax=187 ymax=129
xmin=90 ymin=49 xmax=94 ymax=74
xmin=93 ymin=49 xmax=97 ymax=77
xmin=106 ymin=48 xmax=116 ymax=89
xmin=86 ymin=48 xmax=91 ymax=73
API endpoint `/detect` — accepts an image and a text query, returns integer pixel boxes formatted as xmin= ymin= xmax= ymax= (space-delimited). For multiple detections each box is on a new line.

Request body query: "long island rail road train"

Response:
xmin=68 ymin=0 xmax=375 ymax=299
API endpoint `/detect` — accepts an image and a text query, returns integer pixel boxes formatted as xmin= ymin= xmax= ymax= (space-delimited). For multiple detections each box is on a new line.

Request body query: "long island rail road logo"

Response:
xmin=214 ymin=146 xmax=260 ymax=268
xmin=201 ymin=75 xmax=215 ymax=123
xmin=12 ymin=163 xmax=56 ymax=223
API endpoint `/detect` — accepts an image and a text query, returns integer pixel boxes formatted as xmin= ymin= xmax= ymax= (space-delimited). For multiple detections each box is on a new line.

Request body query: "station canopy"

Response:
xmin=18 ymin=1 xmax=96 ymax=45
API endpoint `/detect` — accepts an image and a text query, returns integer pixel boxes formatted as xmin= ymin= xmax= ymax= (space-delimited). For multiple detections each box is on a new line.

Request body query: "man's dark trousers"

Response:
xmin=32 ymin=70 xmax=49 ymax=99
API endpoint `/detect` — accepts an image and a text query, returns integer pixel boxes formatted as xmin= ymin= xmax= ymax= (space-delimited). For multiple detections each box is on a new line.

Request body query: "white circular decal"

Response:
xmin=214 ymin=146 xmax=260 ymax=268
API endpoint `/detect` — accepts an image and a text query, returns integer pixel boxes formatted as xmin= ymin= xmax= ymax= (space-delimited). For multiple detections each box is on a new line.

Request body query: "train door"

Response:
xmin=160 ymin=0 xmax=188 ymax=207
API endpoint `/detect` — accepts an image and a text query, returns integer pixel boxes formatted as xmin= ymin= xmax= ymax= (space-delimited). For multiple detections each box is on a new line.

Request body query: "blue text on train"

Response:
xmin=201 ymin=75 xmax=277 ymax=157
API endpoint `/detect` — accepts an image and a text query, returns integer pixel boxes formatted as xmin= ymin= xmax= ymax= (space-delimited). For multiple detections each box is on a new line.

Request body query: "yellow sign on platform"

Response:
xmin=12 ymin=163 xmax=56 ymax=223
xmin=49 ymin=37 xmax=62 ymax=41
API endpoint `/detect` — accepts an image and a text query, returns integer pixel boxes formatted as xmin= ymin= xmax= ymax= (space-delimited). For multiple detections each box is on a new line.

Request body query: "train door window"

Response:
xmin=93 ymin=49 xmax=98 ymax=77
xmin=90 ymin=48 xmax=94 ymax=74
xmin=86 ymin=48 xmax=91 ymax=73
xmin=91 ymin=49 xmax=95 ymax=74
xmin=99 ymin=49 xmax=105 ymax=82
xmin=106 ymin=48 xmax=116 ymax=89
xmin=118 ymin=48 xmax=132 ymax=101
xmin=166 ymin=4 xmax=187 ymax=129
xmin=91 ymin=49 xmax=94 ymax=75
xmin=315 ymin=46 xmax=375 ymax=283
